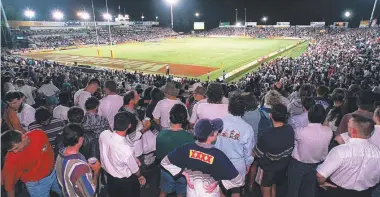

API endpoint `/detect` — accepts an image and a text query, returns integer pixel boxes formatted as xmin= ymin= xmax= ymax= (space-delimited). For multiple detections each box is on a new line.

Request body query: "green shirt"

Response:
xmin=156 ymin=129 xmax=195 ymax=160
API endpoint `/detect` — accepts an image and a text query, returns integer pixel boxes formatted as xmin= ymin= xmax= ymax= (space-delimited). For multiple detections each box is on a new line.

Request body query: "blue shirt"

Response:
xmin=215 ymin=114 xmax=255 ymax=175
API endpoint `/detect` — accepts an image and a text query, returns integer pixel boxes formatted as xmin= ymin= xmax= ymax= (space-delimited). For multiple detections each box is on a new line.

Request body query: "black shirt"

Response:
xmin=254 ymin=124 xmax=295 ymax=171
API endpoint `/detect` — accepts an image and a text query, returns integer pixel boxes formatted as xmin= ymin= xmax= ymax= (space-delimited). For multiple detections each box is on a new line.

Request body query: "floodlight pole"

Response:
xmin=235 ymin=9 xmax=238 ymax=24
xmin=91 ymin=0 xmax=100 ymax=46
xmin=105 ymin=0 xmax=113 ymax=45
xmin=170 ymin=3 xmax=174 ymax=29
xmin=369 ymin=0 xmax=378 ymax=27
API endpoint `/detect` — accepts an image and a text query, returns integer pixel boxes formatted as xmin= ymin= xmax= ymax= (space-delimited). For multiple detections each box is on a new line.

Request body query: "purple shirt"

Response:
xmin=288 ymin=112 xmax=309 ymax=130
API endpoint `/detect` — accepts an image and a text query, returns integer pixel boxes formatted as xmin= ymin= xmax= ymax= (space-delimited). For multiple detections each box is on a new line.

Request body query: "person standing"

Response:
xmin=287 ymin=104 xmax=333 ymax=197
xmin=37 ymin=78 xmax=60 ymax=108
xmin=55 ymin=123 xmax=101 ymax=197
xmin=98 ymin=80 xmax=123 ymax=128
xmin=166 ymin=65 xmax=170 ymax=75
xmin=161 ymin=118 xmax=245 ymax=197
xmin=74 ymin=78 xmax=100 ymax=111
xmin=4 ymin=91 xmax=36 ymax=132
xmin=153 ymin=82 xmax=187 ymax=129
xmin=15 ymin=79 xmax=37 ymax=106
xmin=156 ymin=104 xmax=195 ymax=197
xmin=317 ymin=114 xmax=380 ymax=197
xmin=99 ymin=112 xmax=146 ymax=197
xmin=1 ymin=129 xmax=62 ymax=197
xmin=188 ymin=86 xmax=206 ymax=117
xmin=215 ymin=92 xmax=255 ymax=196
xmin=82 ymin=97 xmax=111 ymax=137
xmin=28 ymin=107 xmax=65 ymax=150
xmin=53 ymin=92 xmax=71 ymax=122
xmin=254 ymin=104 xmax=295 ymax=197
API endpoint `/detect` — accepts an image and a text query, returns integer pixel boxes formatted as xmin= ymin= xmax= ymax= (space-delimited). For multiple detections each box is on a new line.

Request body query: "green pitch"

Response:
xmin=53 ymin=37 xmax=301 ymax=80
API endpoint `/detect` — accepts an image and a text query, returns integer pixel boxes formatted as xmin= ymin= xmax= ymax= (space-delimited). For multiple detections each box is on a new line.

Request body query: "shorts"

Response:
xmin=255 ymin=167 xmax=287 ymax=187
xmin=160 ymin=170 xmax=187 ymax=196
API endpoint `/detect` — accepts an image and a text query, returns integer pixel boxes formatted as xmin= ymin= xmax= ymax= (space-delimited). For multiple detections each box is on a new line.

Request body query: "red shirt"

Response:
xmin=2 ymin=130 xmax=54 ymax=192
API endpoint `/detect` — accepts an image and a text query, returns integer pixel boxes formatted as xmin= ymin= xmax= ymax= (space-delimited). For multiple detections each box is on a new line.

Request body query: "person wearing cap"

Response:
xmin=215 ymin=92 xmax=255 ymax=196
xmin=161 ymin=118 xmax=245 ymax=197
xmin=153 ymin=82 xmax=187 ymax=129
xmin=99 ymin=112 xmax=146 ymax=197
xmin=188 ymin=86 xmax=206 ymax=116
xmin=189 ymin=83 xmax=229 ymax=127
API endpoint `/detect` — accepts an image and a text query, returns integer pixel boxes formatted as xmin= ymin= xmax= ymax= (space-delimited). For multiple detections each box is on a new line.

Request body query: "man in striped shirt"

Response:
xmin=28 ymin=106 xmax=65 ymax=150
xmin=55 ymin=123 xmax=101 ymax=197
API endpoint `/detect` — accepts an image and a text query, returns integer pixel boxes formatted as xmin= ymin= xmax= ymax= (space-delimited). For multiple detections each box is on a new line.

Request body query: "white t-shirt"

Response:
xmin=17 ymin=85 xmax=37 ymax=105
xmin=38 ymin=83 xmax=59 ymax=97
xmin=75 ymin=90 xmax=92 ymax=112
xmin=53 ymin=105 xmax=70 ymax=121
xmin=152 ymin=98 xmax=187 ymax=128
xmin=190 ymin=103 xmax=229 ymax=124
xmin=98 ymin=95 xmax=124 ymax=128
xmin=18 ymin=104 xmax=36 ymax=131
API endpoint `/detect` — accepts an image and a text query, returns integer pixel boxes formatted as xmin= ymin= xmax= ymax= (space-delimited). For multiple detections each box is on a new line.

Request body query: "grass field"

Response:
xmin=28 ymin=37 xmax=303 ymax=80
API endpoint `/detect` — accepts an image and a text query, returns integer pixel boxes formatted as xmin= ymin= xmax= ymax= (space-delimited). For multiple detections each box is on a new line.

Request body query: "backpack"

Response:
xmin=257 ymin=108 xmax=273 ymax=140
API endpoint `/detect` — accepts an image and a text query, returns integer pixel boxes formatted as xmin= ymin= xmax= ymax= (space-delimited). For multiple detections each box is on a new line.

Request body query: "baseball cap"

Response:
xmin=194 ymin=118 xmax=223 ymax=139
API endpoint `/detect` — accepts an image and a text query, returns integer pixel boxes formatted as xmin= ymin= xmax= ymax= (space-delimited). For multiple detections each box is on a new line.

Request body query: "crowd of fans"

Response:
xmin=12 ymin=27 xmax=178 ymax=48
xmin=1 ymin=26 xmax=380 ymax=197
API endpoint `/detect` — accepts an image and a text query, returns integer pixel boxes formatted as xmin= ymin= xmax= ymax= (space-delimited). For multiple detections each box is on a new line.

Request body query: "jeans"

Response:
xmin=286 ymin=158 xmax=319 ymax=197
xmin=372 ymin=183 xmax=380 ymax=197
xmin=25 ymin=170 xmax=62 ymax=197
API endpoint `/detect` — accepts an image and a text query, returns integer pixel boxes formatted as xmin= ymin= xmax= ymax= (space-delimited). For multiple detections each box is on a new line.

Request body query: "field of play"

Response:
xmin=24 ymin=37 xmax=302 ymax=80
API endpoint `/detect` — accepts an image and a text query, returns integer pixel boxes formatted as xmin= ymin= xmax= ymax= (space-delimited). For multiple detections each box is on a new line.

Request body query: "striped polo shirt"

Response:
xmin=28 ymin=118 xmax=65 ymax=149
xmin=55 ymin=151 xmax=96 ymax=197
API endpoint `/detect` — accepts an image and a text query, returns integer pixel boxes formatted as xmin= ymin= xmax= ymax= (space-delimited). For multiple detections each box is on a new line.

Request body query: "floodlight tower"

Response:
xmin=24 ymin=9 xmax=35 ymax=20
xmin=52 ymin=10 xmax=64 ymax=21
xmin=166 ymin=0 xmax=178 ymax=29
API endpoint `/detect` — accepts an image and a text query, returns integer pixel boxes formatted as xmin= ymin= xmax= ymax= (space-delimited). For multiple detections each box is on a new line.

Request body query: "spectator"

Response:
xmin=146 ymin=87 xmax=164 ymax=120
xmin=53 ymin=92 xmax=71 ymax=122
xmin=55 ymin=123 xmax=101 ymax=197
xmin=287 ymin=104 xmax=333 ymax=197
xmin=188 ymin=86 xmax=206 ymax=116
xmin=28 ymin=106 xmax=65 ymax=150
xmin=314 ymin=85 xmax=331 ymax=110
xmin=98 ymin=80 xmax=123 ymax=128
xmin=156 ymin=104 xmax=194 ymax=197
xmin=74 ymin=78 xmax=100 ymax=111
xmin=336 ymin=90 xmax=375 ymax=135
xmin=317 ymin=114 xmax=380 ymax=197
xmin=99 ymin=112 xmax=146 ymax=197
xmin=67 ymin=106 xmax=85 ymax=124
xmin=4 ymin=91 xmax=36 ymax=132
xmin=161 ymin=118 xmax=245 ymax=196
xmin=82 ymin=97 xmax=111 ymax=136
xmin=15 ymin=79 xmax=36 ymax=106
xmin=3 ymin=75 xmax=15 ymax=93
xmin=37 ymin=78 xmax=60 ymax=107
xmin=288 ymin=97 xmax=315 ymax=130
xmin=324 ymin=89 xmax=346 ymax=133
xmin=153 ymin=82 xmax=187 ymax=129
xmin=253 ymin=104 xmax=295 ymax=197
xmin=190 ymin=83 xmax=228 ymax=126
xmin=1 ymin=129 xmax=62 ymax=197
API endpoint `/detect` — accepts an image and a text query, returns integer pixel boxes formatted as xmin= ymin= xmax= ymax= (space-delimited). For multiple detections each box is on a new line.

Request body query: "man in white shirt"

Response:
xmin=98 ymin=80 xmax=123 ymax=127
xmin=190 ymin=83 xmax=229 ymax=127
xmin=287 ymin=104 xmax=333 ymax=197
xmin=317 ymin=114 xmax=380 ymax=197
xmin=74 ymin=78 xmax=100 ymax=111
xmin=53 ymin=92 xmax=70 ymax=121
xmin=335 ymin=106 xmax=380 ymax=148
xmin=153 ymin=82 xmax=186 ymax=129
xmin=99 ymin=112 xmax=146 ymax=197
xmin=5 ymin=91 xmax=36 ymax=131
xmin=15 ymin=79 xmax=37 ymax=106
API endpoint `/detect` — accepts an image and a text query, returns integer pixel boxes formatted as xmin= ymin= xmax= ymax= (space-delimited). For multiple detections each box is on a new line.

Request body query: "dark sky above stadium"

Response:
xmin=3 ymin=0 xmax=379 ymax=31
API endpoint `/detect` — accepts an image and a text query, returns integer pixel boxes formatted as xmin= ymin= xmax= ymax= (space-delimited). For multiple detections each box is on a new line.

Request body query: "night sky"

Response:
xmin=2 ymin=0 xmax=379 ymax=32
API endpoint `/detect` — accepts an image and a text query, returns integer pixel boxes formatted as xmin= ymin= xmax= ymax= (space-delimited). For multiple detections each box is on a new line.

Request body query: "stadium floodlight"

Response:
xmin=236 ymin=22 xmax=242 ymax=26
xmin=24 ymin=9 xmax=35 ymax=19
xmin=195 ymin=12 xmax=200 ymax=17
xmin=103 ymin=13 xmax=112 ymax=20
xmin=165 ymin=0 xmax=178 ymax=29
xmin=52 ymin=10 xmax=64 ymax=20
xmin=156 ymin=16 xmax=158 ymax=21
xmin=262 ymin=16 xmax=268 ymax=22
xmin=77 ymin=11 xmax=90 ymax=20
xmin=344 ymin=11 xmax=351 ymax=18
xmin=141 ymin=15 xmax=145 ymax=20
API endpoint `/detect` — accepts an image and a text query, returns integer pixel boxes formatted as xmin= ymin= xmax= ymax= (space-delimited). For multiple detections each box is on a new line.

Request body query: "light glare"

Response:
xmin=262 ymin=16 xmax=268 ymax=22
xmin=195 ymin=12 xmax=199 ymax=17
xmin=24 ymin=9 xmax=35 ymax=19
xmin=166 ymin=0 xmax=178 ymax=4
xmin=344 ymin=11 xmax=351 ymax=18
xmin=52 ymin=10 xmax=64 ymax=20
xmin=103 ymin=13 xmax=112 ymax=20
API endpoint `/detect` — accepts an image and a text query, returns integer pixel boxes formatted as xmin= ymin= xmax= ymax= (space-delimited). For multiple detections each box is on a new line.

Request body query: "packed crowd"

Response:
xmin=1 ymin=26 xmax=380 ymax=197
xmin=12 ymin=27 xmax=177 ymax=48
